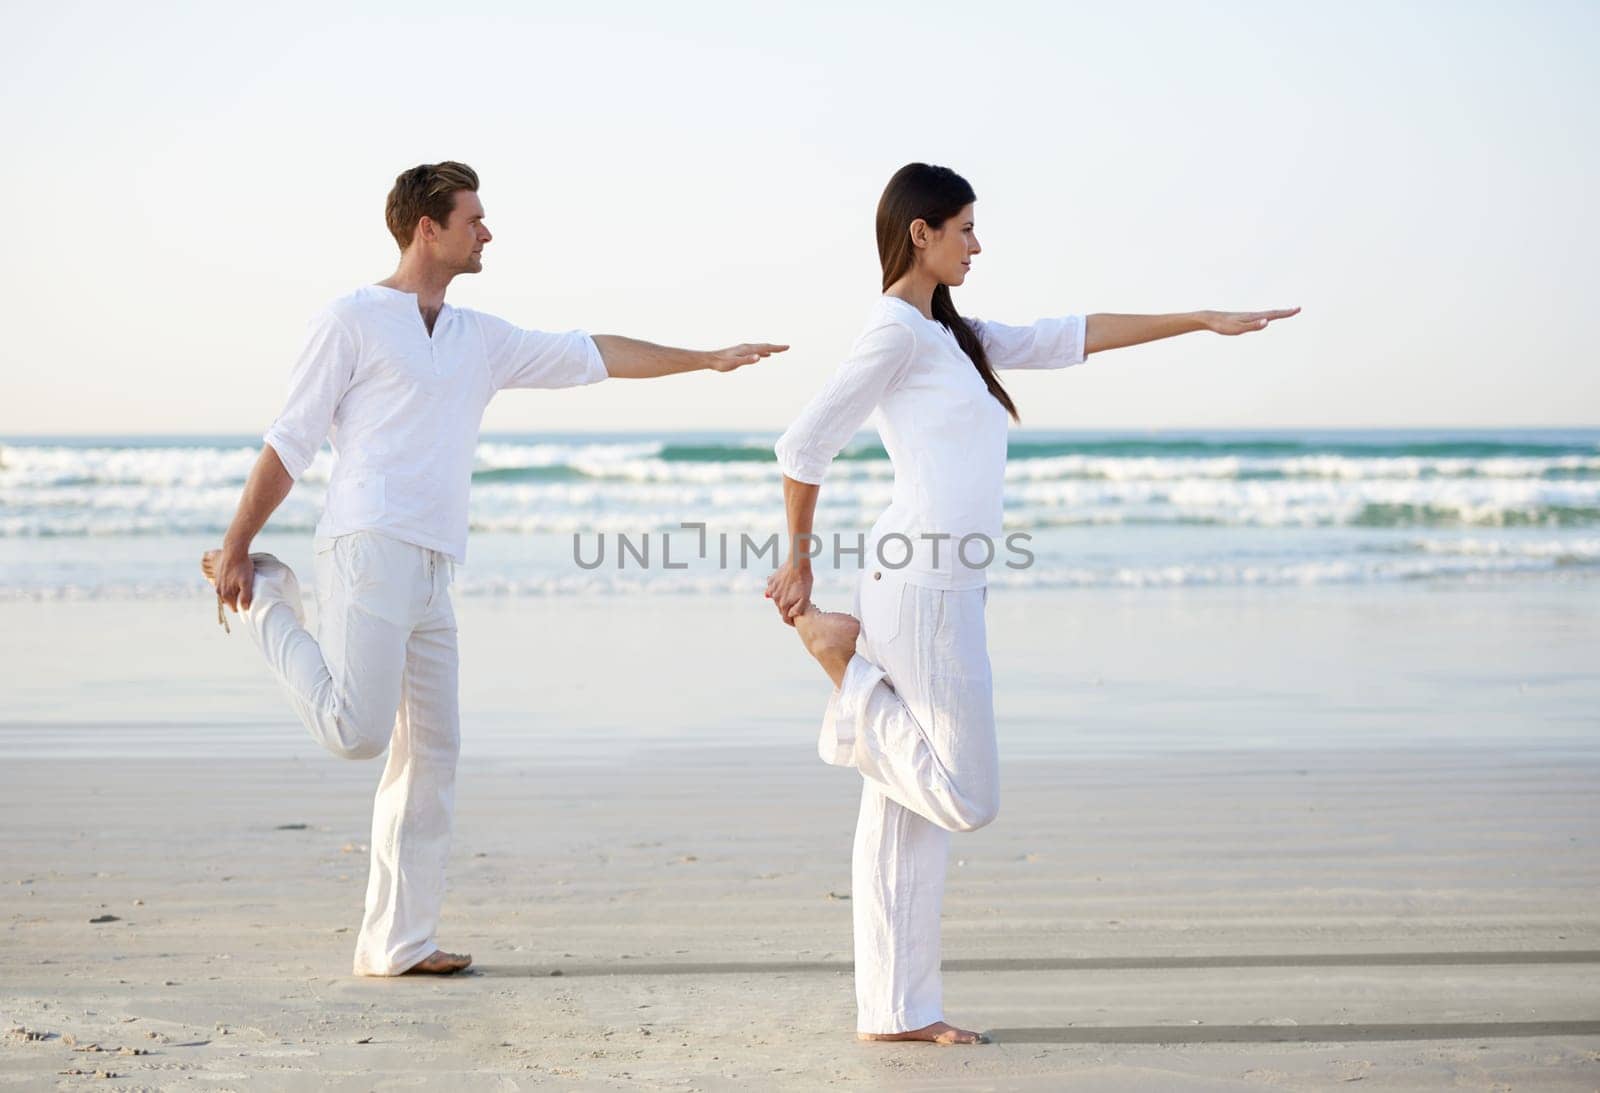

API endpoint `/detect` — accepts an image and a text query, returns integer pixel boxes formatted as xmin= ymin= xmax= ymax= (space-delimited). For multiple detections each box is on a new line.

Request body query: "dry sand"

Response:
xmin=3 ymin=584 xmax=1598 ymax=1089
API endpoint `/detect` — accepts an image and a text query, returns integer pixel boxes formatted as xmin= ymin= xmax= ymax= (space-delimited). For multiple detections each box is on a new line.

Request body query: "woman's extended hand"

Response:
xmin=765 ymin=562 xmax=814 ymax=627
xmin=1199 ymin=307 xmax=1301 ymax=335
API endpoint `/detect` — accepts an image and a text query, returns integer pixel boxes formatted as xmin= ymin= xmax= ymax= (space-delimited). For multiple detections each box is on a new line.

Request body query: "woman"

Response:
xmin=765 ymin=162 xmax=1297 ymax=1044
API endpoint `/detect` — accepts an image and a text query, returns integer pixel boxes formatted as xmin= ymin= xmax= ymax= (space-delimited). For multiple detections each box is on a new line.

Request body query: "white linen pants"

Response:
xmin=238 ymin=530 xmax=459 ymax=976
xmin=819 ymin=568 xmax=998 ymax=1034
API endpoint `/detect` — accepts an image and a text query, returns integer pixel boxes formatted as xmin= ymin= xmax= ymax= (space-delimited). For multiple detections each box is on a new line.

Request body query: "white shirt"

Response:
xmin=264 ymin=284 xmax=607 ymax=562
xmin=774 ymin=295 xmax=1087 ymax=589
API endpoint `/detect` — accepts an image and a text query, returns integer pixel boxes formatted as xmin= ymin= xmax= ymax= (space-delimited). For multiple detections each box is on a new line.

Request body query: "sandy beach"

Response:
xmin=3 ymin=579 xmax=1598 ymax=1089
xmin=4 ymin=0 xmax=1597 ymax=1073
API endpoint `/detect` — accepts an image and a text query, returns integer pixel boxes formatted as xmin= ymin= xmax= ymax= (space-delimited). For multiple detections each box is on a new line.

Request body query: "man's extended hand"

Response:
xmin=707 ymin=343 xmax=789 ymax=372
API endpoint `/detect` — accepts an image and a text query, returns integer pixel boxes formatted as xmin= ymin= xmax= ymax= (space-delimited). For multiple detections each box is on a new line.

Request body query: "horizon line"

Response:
xmin=3 ymin=423 xmax=1599 ymax=441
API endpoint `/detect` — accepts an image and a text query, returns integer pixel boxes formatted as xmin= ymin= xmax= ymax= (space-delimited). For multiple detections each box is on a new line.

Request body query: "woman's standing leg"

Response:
xmin=816 ymin=573 xmax=997 ymax=1039
xmin=852 ymin=783 xmax=953 ymax=1034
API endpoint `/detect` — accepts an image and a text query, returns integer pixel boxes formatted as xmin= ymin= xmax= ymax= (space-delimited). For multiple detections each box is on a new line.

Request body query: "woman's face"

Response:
xmin=915 ymin=202 xmax=981 ymax=286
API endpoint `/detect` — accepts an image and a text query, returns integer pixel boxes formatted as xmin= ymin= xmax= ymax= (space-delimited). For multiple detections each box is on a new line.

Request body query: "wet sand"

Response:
xmin=2 ymin=583 xmax=1598 ymax=1089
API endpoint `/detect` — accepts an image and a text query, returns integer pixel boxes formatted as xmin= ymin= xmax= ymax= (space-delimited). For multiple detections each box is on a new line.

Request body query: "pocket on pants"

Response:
xmin=929 ymin=586 xmax=989 ymax=668
xmin=858 ymin=569 xmax=906 ymax=647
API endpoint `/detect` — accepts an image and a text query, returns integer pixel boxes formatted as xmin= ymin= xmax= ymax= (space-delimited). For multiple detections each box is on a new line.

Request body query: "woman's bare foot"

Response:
xmin=792 ymin=603 xmax=860 ymax=688
xmin=859 ymin=1021 xmax=988 ymax=1045
xmin=403 ymin=949 xmax=472 ymax=975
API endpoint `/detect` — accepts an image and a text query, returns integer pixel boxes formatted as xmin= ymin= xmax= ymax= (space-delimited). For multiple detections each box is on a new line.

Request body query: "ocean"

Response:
xmin=1 ymin=428 xmax=1597 ymax=601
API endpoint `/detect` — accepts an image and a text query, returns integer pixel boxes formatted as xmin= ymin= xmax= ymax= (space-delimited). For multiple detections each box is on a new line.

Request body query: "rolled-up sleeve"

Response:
xmin=477 ymin=311 xmax=608 ymax=390
xmin=263 ymin=310 xmax=357 ymax=480
xmin=774 ymin=320 xmax=915 ymax=485
xmin=968 ymin=314 xmax=1087 ymax=371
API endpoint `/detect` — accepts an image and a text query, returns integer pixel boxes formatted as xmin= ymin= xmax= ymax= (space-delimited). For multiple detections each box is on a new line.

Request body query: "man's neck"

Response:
xmin=378 ymin=257 xmax=456 ymax=331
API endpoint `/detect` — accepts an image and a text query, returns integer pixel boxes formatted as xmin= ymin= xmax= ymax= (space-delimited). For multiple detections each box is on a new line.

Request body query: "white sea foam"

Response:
xmin=3 ymin=437 xmax=1598 ymax=600
xmin=1404 ymin=536 xmax=1600 ymax=560
xmin=4 ymin=440 xmax=1596 ymax=490
xmin=4 ymin=470 xmax=1597 ymax=537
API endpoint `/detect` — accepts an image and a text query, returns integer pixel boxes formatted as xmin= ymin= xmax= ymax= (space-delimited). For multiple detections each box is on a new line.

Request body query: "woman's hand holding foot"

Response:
xmin=765 ymin=561 xmax=814 ymax=626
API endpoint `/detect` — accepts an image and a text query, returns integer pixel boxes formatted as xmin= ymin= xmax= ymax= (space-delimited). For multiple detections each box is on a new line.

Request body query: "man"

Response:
xmin=201 ymin=161 xmax=785 ymax=976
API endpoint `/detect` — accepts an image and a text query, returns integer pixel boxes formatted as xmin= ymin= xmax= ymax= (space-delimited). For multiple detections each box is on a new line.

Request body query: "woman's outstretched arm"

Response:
xmin=1085 ymin=308 xmax=1300 ymax=354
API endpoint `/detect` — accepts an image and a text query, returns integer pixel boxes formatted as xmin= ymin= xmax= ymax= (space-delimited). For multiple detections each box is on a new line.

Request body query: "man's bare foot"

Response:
xmin=200 ymin=550 xmax=230 ymax=631
xmin=403 ymin=949 xmax=472 ymax=975
xmin=200 ymin=549 xmax=221 ymax=586
xmin=859 ymin=1021 xmax=988 ymax=1045
xmin=792 ymin=603 xmax=860 ymax=688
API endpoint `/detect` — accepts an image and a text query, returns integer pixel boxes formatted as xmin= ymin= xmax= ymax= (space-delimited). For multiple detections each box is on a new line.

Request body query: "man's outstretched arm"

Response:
xmin=591 ymin=335 xmax=788 ymax=378
xmin=211 ymin=444 xmax=296 ymax=612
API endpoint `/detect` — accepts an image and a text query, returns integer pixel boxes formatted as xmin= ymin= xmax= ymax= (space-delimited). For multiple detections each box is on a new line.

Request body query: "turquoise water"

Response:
xmin=1 ymin=428 xmax=1597 ymax=598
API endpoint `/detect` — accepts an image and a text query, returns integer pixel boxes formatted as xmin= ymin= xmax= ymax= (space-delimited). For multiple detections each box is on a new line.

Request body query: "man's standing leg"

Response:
xmin=352 ymin=547 xmax=464 ymax=976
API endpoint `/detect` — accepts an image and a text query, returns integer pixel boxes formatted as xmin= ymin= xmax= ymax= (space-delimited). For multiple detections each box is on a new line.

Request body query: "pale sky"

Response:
xmin=2 ymin=0 xmax=1596 ymax=435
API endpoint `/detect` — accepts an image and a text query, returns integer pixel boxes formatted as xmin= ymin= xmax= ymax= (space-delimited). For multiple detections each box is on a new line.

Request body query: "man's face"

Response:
xmin=426 ymin=190 xmax=492 ymax=274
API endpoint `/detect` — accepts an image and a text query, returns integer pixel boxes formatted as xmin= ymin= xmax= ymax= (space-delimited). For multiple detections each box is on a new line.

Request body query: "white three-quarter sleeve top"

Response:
xmin=774 ymin=295 xmax=1087 ymax=590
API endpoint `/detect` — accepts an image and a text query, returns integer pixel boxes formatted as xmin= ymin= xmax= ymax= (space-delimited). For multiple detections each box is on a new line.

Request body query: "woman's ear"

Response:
xmin=907 ymin=218 xmax=929 ymax=251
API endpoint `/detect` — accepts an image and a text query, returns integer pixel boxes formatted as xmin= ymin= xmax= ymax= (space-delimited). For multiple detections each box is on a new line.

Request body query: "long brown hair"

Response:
xmin=876 ymin=163 xmax=1018 ymax=422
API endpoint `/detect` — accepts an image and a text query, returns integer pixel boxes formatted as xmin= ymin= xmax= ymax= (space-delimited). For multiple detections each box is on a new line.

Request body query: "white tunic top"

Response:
xmin=264 ymin=284 xmax=607 ymax=562
xmin=774 ymin=295 xmax=1087 ymax=589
